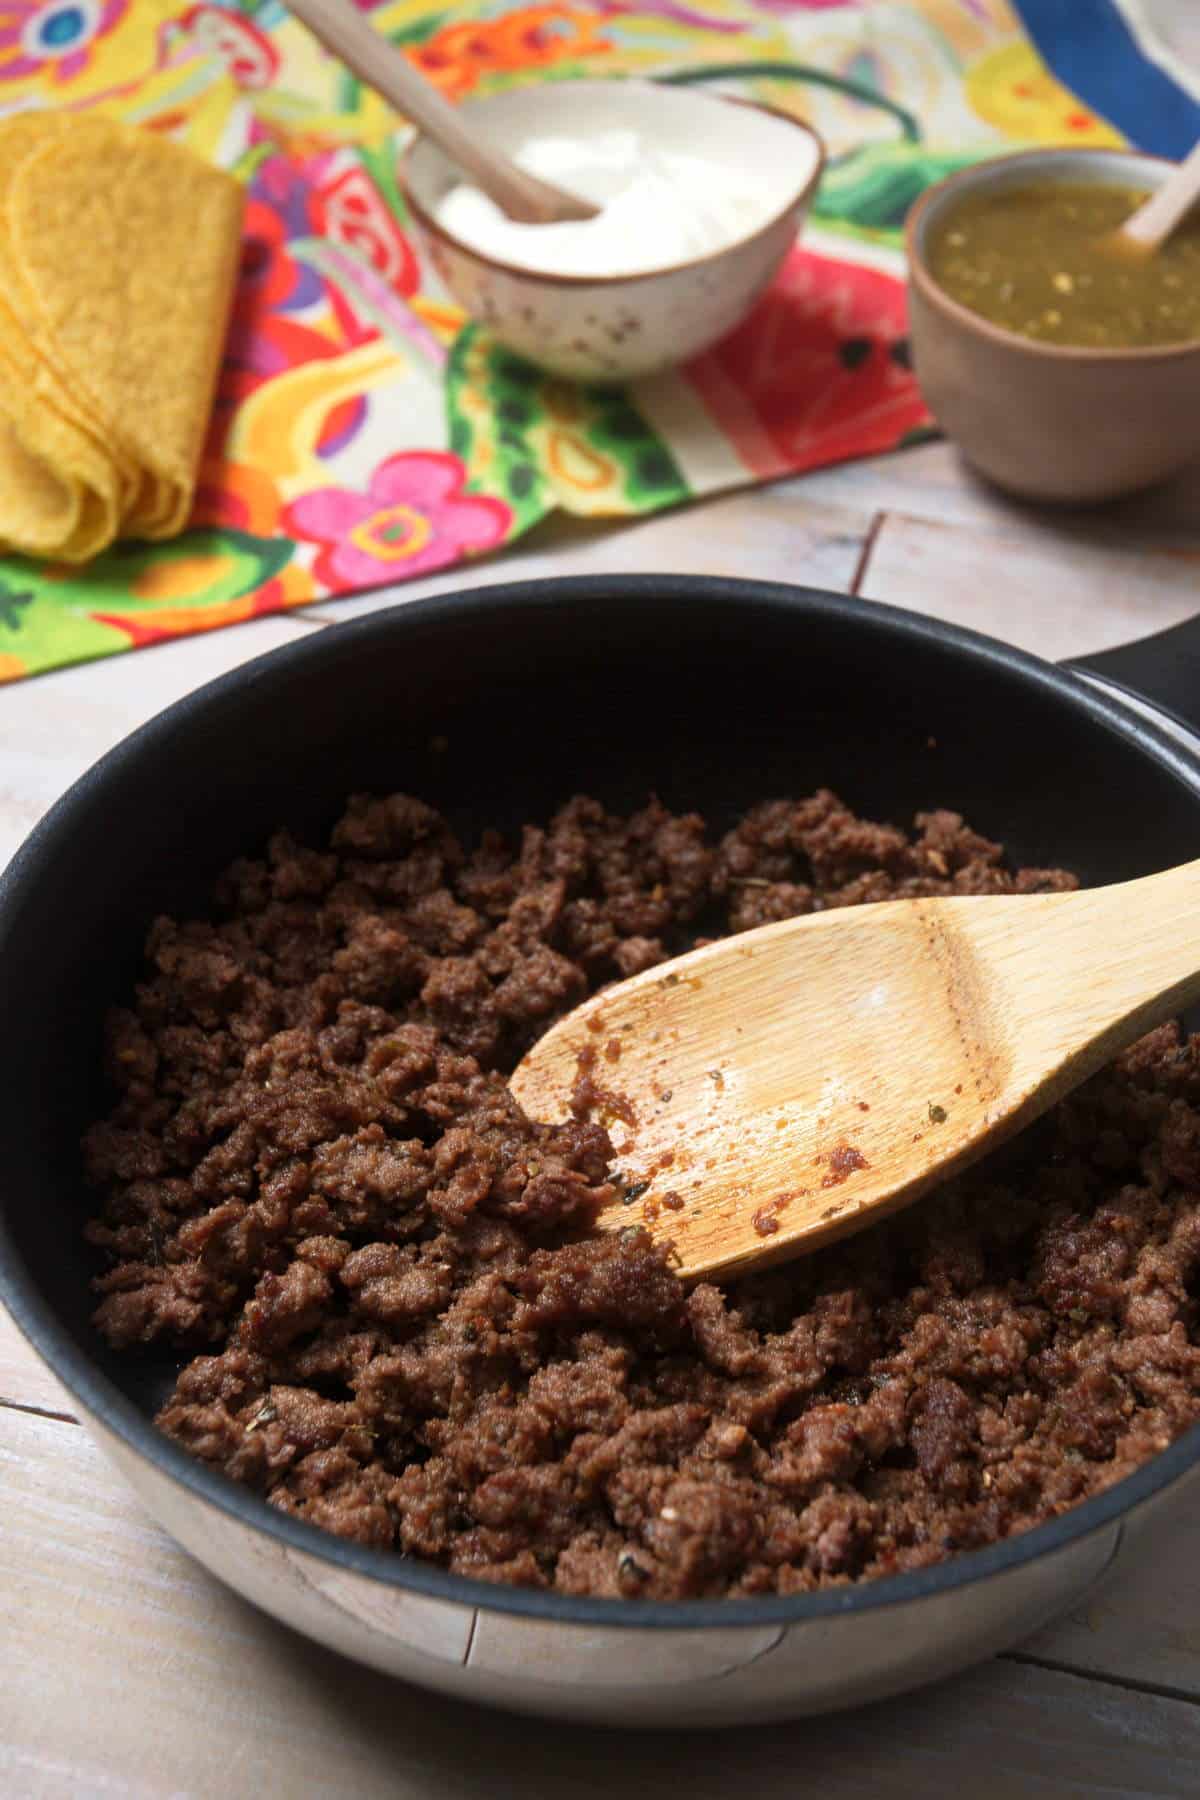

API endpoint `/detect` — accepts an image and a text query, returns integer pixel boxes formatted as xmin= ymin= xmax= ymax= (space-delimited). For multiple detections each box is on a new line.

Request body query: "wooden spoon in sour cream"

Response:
xmin=286 ymin=0 xmax=598 ymax=224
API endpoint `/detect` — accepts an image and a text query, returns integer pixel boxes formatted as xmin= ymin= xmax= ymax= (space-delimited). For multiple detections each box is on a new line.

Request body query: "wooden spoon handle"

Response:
xmin=1118 ymin=138 xmax=1200 ymax=253
xmin=285 ymin=0 xmax=596 ymax=224
xmin=991 ymin=856 xmax=1200 ymax=1101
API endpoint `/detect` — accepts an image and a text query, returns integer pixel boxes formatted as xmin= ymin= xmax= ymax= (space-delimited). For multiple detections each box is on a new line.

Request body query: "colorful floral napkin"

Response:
xmin=0 ymin=0 xmax=1197 ymax=682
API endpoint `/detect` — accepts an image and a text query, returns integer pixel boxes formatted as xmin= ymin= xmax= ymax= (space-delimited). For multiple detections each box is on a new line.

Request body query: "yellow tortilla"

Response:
xmin=0 ymin=118 xmax=137 ymax=480
xmin=0 ymin=113 xmax=241 ymax=561
xmin=0 ymin=301 xmax=121 ymax=561
xmin=0 ymin=117 xmax=126 ymax=556
xmin=0 ymin=420 xmax=81 ymax=555
xmin=11 ymin=124 xmax=242 ymax=539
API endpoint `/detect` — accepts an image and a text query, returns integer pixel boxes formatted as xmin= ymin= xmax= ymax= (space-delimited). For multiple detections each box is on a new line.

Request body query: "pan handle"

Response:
xmin=1067 ymin=613 xmax=1200 ymax=742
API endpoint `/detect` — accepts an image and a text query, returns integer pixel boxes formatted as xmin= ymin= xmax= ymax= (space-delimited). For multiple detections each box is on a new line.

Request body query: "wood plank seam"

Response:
xmin=1002 ymin=1649 xmax=1200 ymax=1710
xmin=0 ymin=1394 xmax=78 ymax=1426
xmin=848 ymin=509 xmax=885 ymax=595
xmin=880 ymin=498 xmax=1200 ymax=562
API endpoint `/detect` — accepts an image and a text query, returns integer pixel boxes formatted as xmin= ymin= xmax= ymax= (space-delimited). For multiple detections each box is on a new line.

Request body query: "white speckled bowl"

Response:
xmin=400 ymin=79 xmax=823 ymax=383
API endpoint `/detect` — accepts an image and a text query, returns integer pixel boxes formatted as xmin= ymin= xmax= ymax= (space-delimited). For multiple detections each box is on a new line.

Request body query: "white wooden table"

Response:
xmin=6 ymin=9 xmax=1200 ymax=1786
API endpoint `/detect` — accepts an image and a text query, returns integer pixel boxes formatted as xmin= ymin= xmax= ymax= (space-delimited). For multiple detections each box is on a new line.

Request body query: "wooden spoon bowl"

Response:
xmin=512 ymin=860 xmax=1200 ymax=1281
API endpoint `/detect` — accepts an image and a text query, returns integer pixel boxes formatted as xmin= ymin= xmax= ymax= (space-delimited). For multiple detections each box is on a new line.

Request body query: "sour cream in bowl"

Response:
xmin=401 ymin=80 xmax=824 ymax=382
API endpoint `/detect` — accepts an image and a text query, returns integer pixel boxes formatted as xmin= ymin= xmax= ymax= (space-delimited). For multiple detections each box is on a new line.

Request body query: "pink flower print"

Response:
xmin=284 ymin=452 xmax=512 ymax=593
xmin=0 ymin=0 xmax=127 ymax=84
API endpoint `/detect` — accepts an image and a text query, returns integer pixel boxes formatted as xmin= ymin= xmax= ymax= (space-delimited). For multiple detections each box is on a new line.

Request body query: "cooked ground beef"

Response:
xmin=84 ymin=790 xmax=1200 ymax=1598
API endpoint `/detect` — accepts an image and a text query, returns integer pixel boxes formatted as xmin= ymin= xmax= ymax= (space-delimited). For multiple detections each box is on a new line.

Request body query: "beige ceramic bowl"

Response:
xmin=907 ymin=148 xmax=1200 ymax=504
xmin=401 ymin=79 xmax=823 ymax=383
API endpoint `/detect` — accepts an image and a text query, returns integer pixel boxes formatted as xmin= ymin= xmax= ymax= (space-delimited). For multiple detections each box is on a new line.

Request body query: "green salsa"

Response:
xmin=926 ymin=181 xmax=1200 ymax=348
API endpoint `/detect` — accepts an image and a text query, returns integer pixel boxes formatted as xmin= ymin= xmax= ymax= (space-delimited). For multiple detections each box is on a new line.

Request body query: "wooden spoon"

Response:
xmin=511 ymin=860 xmax=1200 ymax=1281
xmin=286 ymin=0 xmax=598 ymax=224
xmin=1109 ymin=138 xmax=1200 ymax=256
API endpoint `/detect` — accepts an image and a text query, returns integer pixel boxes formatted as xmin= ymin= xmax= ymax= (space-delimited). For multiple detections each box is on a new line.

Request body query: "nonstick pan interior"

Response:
xmin=3 ymin=575 xmax=1200 ymax=1549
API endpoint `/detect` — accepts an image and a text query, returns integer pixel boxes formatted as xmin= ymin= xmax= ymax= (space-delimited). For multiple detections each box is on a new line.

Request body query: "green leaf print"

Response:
xmin=662 ymin=63 xmax=922 ymax=146
xmin=448 ymin=329 xmax=553 ymax=535
xmin=814 ymin=143 xmax=995 ymax=236
xmin=577 ymin=390 xmax=689 ymax=511
xmin=0 ymin=529 xmax=294 ymax=680
xmin=447 ymin=327 xmax=689 ymax=523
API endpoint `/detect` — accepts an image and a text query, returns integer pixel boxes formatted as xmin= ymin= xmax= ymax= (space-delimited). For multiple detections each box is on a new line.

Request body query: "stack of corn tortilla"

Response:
xmin=0 ymin=113 xmax=242 ymax=563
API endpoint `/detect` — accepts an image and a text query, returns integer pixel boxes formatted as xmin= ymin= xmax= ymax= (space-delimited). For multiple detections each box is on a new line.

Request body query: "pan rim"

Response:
xmin=3 ymin=572 xmax=1200 ymax=1634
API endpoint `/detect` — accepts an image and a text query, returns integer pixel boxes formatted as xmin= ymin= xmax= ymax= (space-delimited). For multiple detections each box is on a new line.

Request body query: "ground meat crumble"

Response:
xmin=84 ymin=790 xmax=1200 ymax=1598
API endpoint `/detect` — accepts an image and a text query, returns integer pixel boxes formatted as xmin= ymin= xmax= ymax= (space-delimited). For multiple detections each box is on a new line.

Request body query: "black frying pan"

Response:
xmin=2 ymin=576 xmax=1199 ymax=1725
